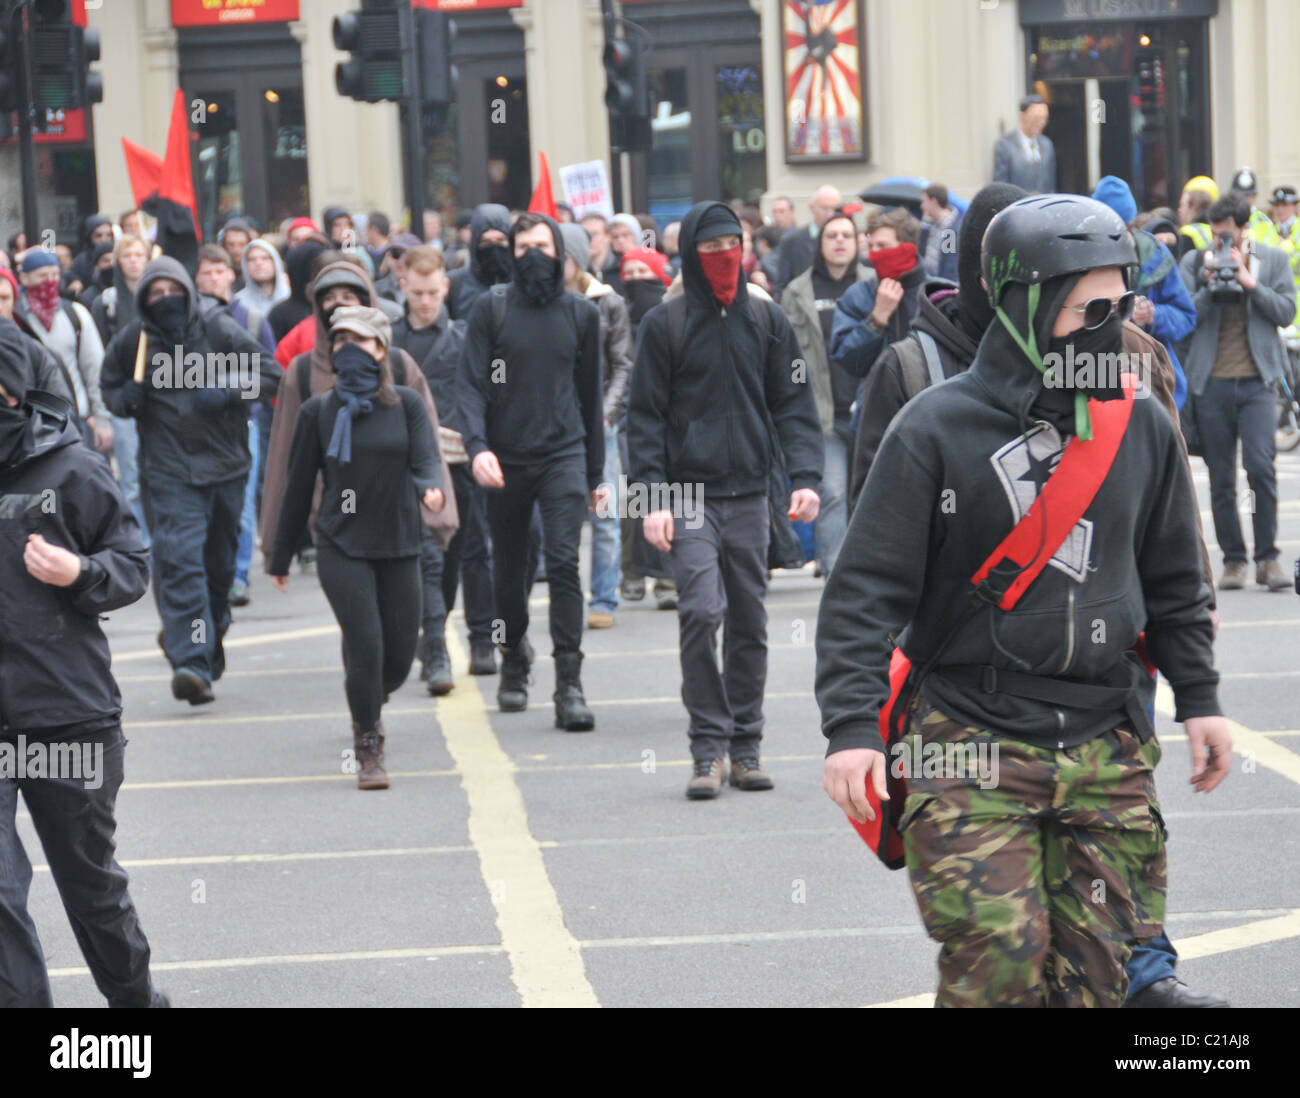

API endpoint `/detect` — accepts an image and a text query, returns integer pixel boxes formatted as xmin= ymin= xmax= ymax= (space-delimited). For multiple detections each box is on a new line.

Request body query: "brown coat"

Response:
xmin=259 ymin=258 xmax=457 ymax=569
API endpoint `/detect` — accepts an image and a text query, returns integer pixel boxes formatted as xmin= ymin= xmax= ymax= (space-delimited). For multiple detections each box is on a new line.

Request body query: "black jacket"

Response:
xmin=90 ymin=265 xmax=141 ymax=346
xmin=0 ymin=393 xmax=149 ymax=730
xmin=392 ymin=308 xmax=464 ymax=434
xmin=816 ymin=321 xmax=1219 ymax=757
xmin=100 ymin=257 xmax=279 ymax=487
xmin=627 ymin=200 xmax=823 ymax=500
xmin=773 ymin=224 xmax=817 ymax=299
xmin=850 ymin=284 xmax=977 ymax=501
xmin=447 ymin=204 xmax=512 ymax=321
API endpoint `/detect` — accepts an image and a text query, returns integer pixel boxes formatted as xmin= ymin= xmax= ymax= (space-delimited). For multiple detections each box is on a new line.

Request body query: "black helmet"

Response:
xmin=1230 ymin=167 xmax=1258 ymax=196
xmin=982 ymin=194 xmax=1137 ymax=309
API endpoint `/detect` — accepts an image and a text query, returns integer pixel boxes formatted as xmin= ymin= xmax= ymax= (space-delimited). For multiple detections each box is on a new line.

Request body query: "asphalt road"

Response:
xmin=20 ymin=451 xmax=1300 ymax=1008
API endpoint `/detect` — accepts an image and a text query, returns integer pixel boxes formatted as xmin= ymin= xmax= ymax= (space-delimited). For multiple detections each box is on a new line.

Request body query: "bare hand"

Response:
xmin=423 ymin=487 xmax=445 ymax=513
xmin=871 ymin=278 xmax=905 ymax=324
xmin=823 ymin=748 xmax=888 ymax=824
xmin=1210 ymin=607 xmax=1220 ymax=639
xmin=24 ymin=533 xmax=82 ymax=587
xmin=1132 ymin=297 xmax=1155 ymax=327
xmin=788 ymin=487 xmax=819 ymax=523
xmin=86 ymin=415 xmax=115 ymax=453
xmin=643 ymin=508 xmax=674 ymax=553
xmin=1184 ymin=715 xmax=1232 ymax=793
xmin=472 ymin=451 xmax=505 ymax=489
xmin=1230 ymin=246 xmax=1257 ymax=290
xmin=270 ymin=575 xmax=290 ymax=593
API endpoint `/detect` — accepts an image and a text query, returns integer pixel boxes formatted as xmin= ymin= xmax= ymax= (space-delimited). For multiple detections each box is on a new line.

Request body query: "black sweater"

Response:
xmin=816 ymin=327 xmax=1219 ymax=756
xmin=457 ymin=284 xmax=604 ymax=490
xmin=269 ymin=386 xmax=442 ymax=573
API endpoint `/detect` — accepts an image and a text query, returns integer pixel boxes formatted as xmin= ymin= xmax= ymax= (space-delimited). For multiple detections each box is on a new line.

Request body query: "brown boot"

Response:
xmin=1218 ymin=561 xmax=1248 ymax=590
xmin=1256 ymin=558 xmax=1292 ymax=591
xmin=353 ymin=721 xmax=389 ymax=790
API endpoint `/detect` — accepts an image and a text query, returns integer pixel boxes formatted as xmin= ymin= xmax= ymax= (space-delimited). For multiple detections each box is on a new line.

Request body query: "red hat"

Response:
xmin=621 ymin=246 xmax=671 ymax=287
xmin=0 ymin=266 xmax=18 ymax=302
xmin=289 ymin=217 xmax=320 ymax=234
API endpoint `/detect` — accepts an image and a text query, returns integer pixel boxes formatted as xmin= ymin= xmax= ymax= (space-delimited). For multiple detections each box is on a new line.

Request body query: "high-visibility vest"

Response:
xmin=1276 ymin=218 xmax=1300 ymax=324
xmin=1180 ymin=221 xmax=1212 ymax=253
xmin=1248 ymin=207 xmax=1281 ymax=248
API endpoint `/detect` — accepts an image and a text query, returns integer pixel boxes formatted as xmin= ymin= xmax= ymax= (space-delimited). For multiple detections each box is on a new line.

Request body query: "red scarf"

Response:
xmin=25 ymin=279 xmax=62 ymax=329
xmin=698 ymin=245 xmax=741 ymax=306
xmin=870 ymin=242 xmax=918 ymax=282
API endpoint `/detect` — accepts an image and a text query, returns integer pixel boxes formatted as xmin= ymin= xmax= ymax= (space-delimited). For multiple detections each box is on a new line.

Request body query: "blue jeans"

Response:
xmin=235 ymin=416 xmax=260 ymax=586
xmin=589 ymin=425 xmax=621 ymax=614
xmin=111 ymin=414 xmax=149 ymax=549
xmin=813 ymin=420 xmax=853 ymax=576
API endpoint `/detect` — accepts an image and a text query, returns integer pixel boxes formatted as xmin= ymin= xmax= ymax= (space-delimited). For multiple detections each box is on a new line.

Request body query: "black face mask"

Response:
xmin=1044 ymin=312 xmax=1127 ymax=400
xmin=97 ymin=268 xmax=114 ymax=290
xmin=477 ymin=243 xmax=512 ymax=285
xmin=514 ymin=247 xmax=563 ymax=305
xmin=0 ymin=404 xmax=29 ymax=468
xmin=623 ymin=279 xmax=666 ymax=325
xmin=148 ymin=294 xmax=188 ymax=343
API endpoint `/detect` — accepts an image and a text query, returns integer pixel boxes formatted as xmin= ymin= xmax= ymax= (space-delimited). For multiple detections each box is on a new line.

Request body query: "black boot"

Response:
xmin=553 ymin=651 xmax=595 ymax=732
xmin=420 ymin=633 xmax=454 ymax=696
xmin=468 ymin=639 xmax=497 ymax=676
xmin=497 ymin=643 xmax=530 ymax=712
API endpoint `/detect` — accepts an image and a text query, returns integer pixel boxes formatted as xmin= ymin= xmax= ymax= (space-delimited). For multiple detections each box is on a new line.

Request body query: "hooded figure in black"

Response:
xmin=268 ymin=237 xmax=327 ymax=343
xmin=456 ymin=212 xmax=603 ymax=728
xmin=100 ymin=255 xmax=278 ymax=704
xmin=0 ymin=319 xmax=166 ymax=1009
xmin=626 ymin=201 xmax=822 ymax=796
xmin=849 ymin=183 xmax=1027 ymax=499
xmin=446 ymin=203 xmax=513 ymax=321
xmin=65 ymin=214 xmax=115 ymax=296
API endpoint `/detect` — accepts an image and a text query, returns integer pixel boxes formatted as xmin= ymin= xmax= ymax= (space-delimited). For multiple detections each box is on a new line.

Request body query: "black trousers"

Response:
xmin=485 ymin=453 xmax=587 ymax=656
xmin=142 ymin=472 xmax=246 ymax=683
xmin=316 ymin=544 xmax=422 ymax=730
xmin=0 ymin=721 xmax=158 ymax=1007
xmin=440 ymin=463 xmax=495 ymax=644
xmin=1198 ymin=376 xmax=1279 ymax=563
xmin=668 ymin=495 xmax=771 ymax=761
xmin=418 ymin=526 xmax=447 ymax=660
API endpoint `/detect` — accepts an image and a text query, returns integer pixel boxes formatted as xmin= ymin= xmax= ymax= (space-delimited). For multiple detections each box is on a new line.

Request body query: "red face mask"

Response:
xmin=870 ymin=242 xmax=918 ymax=282
xmin=25 ymin=277 xmax=62 ymax=329
xmin=698 ymin=245 xmax=742 ymax=306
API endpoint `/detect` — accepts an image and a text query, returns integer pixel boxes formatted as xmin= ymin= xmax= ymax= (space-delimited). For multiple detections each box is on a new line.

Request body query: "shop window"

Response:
xmin=192 ymin=91 xmax=242 ymax=241
xmin=716 ymin=62 xmax=766 ymax=206
xmin=647 ymin=68 xmax=691 ymax=226
xmin=262 ymin=87 xmax=309 ymax=229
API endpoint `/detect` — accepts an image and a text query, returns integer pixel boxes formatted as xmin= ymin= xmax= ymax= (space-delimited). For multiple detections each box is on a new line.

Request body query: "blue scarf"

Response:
xmin=326 ymin=344 xmax=382 ymax=464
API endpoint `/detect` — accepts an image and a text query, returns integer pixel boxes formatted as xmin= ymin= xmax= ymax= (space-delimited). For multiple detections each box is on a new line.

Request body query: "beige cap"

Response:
xmin=329 ymin=304 xmax=391 ymax=350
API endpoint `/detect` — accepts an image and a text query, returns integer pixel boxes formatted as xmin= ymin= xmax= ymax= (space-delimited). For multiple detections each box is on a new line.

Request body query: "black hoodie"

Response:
xmin=100 ymin=257 xmax=277 ymax=486
xmin=815 ymin=289 xmax=1220 ymax=757
xmin=627 ymin=200 xmax=823 ymax=499
xmin=456 ymin=217 xmax=604 ymax=488
xmin=66 ymin=214 xmax=113 ymax=295
xmin=268 ymin=239 xmax=327 ymax=342
xmin=447 ymin=204 xmax=512 ymax=321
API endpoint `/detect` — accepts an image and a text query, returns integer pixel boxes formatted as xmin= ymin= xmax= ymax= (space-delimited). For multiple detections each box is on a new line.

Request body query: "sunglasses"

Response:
xmin=1061 ymin=290 xmax=1136 ymax=330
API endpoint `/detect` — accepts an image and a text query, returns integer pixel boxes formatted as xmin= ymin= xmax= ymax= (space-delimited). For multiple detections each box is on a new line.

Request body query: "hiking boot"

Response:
xmin=171 ymin=668 xmax=214 ymax=706
xmin=1218 ymin=561 xmax=1248 ymax=590
xmin=620 ymin=577 xmax=645 ymax=602
xmin=354 ymin=721 xmax=389 ymax=790
xmin=729 ymin=757 xmax=774 ymax=791
xmin=686 ymin=758 xmax=725 ymax=800
xmin=1125 ymin=977 xmax=1229 ymax=1009
xmin=420 ymin=634 xmax=454 ymax=696
xmin=1256 ymin=557 xmax=1291 ymax=591
xmin=468 ymin=640 xmax=497 ymax=676
xmin=553 ymin=652 xmax=595 ymax=732
xmin=654 ymin=578 xmax=678 ymax=611
xmin=587 ymin=609 xmax=615 ymax=629
xmin=229 ymin=580 xmax=250 ymax=607
xmin=497 ymin=644 xmax=531 ymax=712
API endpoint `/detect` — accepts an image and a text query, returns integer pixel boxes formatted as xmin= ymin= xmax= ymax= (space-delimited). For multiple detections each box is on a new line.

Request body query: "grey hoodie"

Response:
xmin=233 ymin=238 xmax=290 ymax=323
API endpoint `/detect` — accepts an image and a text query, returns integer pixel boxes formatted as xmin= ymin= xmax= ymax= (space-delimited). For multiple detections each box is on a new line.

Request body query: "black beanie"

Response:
xmin=956 ymin=182 xmax=1029 ymax=343
xmin=694 ymin=204 xmax=742 ymax=243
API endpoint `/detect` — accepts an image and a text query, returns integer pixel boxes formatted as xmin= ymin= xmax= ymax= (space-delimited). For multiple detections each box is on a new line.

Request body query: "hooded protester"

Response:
xmin=259 ymin=255 xmax=452 ymax=568
xmin=560 ymin=221 xmax=633 ymax=629
xmin=619 ymin=245 xmax=671 ymax=331
xmin=218 ymin=216 xmax=257 ymax=273
xmin=0 ymin=318 xmax=169 ymax=1010
xmin=817 ymin=194 xmax=1231 ymax=1008
xmin=627 ymin=200 xmax=823 ymax=799
xmin=100 ymin=256 xmax=279 ymax=706
xmin=268 ymin=236 xmax=328 ymax=343
xmin=269 ymin=305 xmax=445 ymax=791
xmin=0 ymin=285 xmax=76 ymax=407
xmin=78 ymin=240 xmax=118 ymax=310
xmin=458 ymin=212 xmax=604 ymax=728
xmin=781 ymin=208 xmax=873 ymax=577
xmin=446 ymin=203 xmax=513 ymax=321
xmin=322 ymin=205 xmax=355 ymax=248
xmin=65 ymin=214 xmax=115 ymax=297
xmin=233 ymin=237 xmax=290 ymax=330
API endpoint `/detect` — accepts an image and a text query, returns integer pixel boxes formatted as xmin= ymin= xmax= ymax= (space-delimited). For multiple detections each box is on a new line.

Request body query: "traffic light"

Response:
xmin=29 ymin=0 xmax=76 ymax=127
xmin=603 ymin=34 xmax=651 ymax=151
xmin=75 ymin=24 xmax=103 ymax=108
xmin=0 ymin=21 xmax=17 ymax=116
xmin=418 ymin=8 xmax=457 ymax=106
xmin=333 ymin=0 xmax=413 ymax=104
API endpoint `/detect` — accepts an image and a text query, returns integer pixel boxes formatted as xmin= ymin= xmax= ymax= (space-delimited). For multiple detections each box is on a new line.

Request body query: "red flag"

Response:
xmin=159 ymin=88 xmax=201 ymax=243
xmin=121 ymin=138 xmax=163 ymax=209
xmin=527 ymin=152 xmax=558 ymax=220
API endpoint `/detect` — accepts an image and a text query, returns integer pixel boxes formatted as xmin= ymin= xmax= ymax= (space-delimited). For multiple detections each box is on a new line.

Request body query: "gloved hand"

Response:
xmin=119 ymin=379 xmax=146 ymax=414
xmin=193 ymin=387 xmax=230 ymax=414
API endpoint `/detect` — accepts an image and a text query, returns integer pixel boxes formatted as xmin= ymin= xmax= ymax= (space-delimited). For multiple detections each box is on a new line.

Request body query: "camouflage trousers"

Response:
xmin=900 ymin=700 xmax=1166 ymax=1008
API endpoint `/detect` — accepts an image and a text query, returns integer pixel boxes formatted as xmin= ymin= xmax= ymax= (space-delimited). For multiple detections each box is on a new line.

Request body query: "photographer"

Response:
xmin=1179 ymin=194 xmax=1297 ymax=591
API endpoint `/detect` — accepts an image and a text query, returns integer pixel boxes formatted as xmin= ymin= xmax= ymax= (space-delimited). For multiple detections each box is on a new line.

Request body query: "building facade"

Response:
xmin=4 ymin=0 xmax=1300 ymax=246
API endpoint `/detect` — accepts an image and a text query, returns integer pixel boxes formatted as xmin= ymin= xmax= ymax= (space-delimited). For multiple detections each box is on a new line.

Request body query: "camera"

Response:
xmin=1209 ymin=233 xmax=1244 ymax=303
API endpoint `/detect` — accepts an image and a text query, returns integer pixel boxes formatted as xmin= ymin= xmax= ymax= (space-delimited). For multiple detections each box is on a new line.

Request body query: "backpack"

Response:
xmin=662 ymin=294 xmax=806 ymax=571
xmin=896 ymin=329 xmax=948 ymax=401
xmin=486 ymin=282 xmax=587 ymax=370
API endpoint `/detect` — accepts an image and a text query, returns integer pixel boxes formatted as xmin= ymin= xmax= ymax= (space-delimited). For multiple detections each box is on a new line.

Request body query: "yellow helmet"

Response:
xmin=1182 ymin=175 xmax=1219 ymax=201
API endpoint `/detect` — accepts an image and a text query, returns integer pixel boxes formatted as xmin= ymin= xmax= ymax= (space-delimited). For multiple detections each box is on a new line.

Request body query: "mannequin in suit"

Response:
xmin=993 ymin=94 xmax=1057 ymax=194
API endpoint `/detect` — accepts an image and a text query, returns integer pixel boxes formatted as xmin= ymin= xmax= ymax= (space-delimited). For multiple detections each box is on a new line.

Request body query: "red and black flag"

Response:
xmin=122 ymin=89 xmax=201 ymax=273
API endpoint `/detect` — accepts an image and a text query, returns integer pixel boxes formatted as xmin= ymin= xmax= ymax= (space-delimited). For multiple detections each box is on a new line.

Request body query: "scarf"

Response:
xmin=869 ymin=242 xmax=918 ymax=282
xmin=25 ymin=279 xmax=62 ymax=329
xmin=326 ymin=343 xmax=381 ymax=464
xmin=698 ymin=245 xmax=741 ymax=306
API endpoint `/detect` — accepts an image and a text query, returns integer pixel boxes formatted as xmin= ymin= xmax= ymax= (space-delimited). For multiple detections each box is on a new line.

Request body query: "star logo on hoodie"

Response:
xmin=990 ymin=421 xmax=1093 ymax=583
